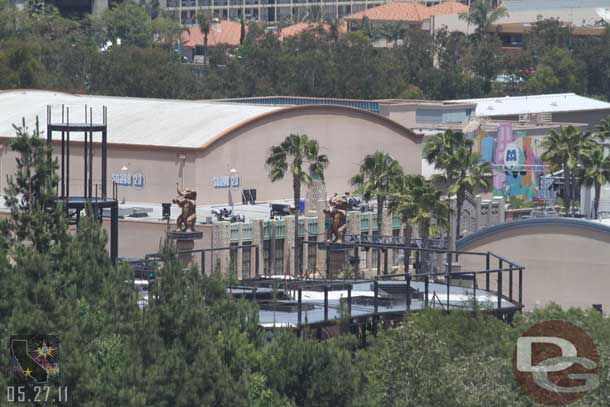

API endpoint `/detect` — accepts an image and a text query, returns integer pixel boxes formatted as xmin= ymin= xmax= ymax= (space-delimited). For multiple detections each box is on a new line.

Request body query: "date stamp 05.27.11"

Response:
xmin=6 ymin=335 xmax=68 ymax=404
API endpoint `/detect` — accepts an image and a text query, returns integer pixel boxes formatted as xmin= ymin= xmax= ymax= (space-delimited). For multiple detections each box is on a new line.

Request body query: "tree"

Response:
xmin=442 ymin=146 xmax=491 ymax=239
xmin=240 ymin=16 xmax=246 ymax=45
xmin=580 ymin=145 xmax=610 ymax=219
xmin=351 ymin=151 xmax=403 ymax=266
xmin=266 ymin=134 xmax=329 ymax=277
xmin=425 ymin=130 xmax=482 ymax=239
xmin=196 ymin=13 xmax=211 ymax=64
xmin=527 ymin=47 xmax=585 ymax=94
xmin=459 ymin=0 xmax=508 ymax=37
xmin=388 ymin=175 xmax=448 ymax=272
xmin=541 ymin=126 xmax=592 ymax=215
xmin=99 ymin=2 xmax=153 ymax=47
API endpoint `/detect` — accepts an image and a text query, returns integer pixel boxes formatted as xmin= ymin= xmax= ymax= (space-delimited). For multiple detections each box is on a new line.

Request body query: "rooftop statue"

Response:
xmin=173 ymin=183 xmax=197 ymax=232
xmin=324 ymin=193 xmax=347 ymax=243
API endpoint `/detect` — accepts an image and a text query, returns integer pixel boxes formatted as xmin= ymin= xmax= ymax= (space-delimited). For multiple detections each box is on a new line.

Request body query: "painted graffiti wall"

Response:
xmin=468 ymin=123 xmax=545 ymax=200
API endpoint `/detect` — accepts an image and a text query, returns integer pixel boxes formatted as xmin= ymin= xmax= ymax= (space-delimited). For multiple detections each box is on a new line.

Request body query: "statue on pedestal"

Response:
xmin=173 ymin=183 xmax=197 ymax=232
xmin=324 ymin=193 xmax=347 ymax=243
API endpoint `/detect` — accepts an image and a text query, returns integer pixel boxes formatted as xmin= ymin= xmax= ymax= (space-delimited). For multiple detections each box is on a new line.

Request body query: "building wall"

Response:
xmin=457 ymin=219 xmax=610 ymax=314
xmin=0 ymin=144 xmax=198 ymax=205
xmin=487 ymin=109 xmax=610 ymax=129
xmin=194 ymin=106 xmax=423 ymax=204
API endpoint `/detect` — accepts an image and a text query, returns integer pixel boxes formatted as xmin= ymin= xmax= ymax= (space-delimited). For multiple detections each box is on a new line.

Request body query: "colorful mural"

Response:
xmin=467 ymin=124 xmax=544 ymax=201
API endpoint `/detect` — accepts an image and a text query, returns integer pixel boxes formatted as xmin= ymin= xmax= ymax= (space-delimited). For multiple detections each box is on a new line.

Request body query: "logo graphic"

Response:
xmin=512 ymin=320 xmax=599 ymax=406
xmin=9 ymin=335 xmax=60 ymax=384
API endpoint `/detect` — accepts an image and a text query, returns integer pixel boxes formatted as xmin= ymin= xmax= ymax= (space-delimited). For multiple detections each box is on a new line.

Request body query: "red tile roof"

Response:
xmin=279 ymin=22 xmax=329 ymax=39
xmin=181 ymin=21 xmax=244 ymax=47
xmin=429 ymin=1 xmax=469 ymax=16
xmin=344 ymin=2 xmax=432 ymax=22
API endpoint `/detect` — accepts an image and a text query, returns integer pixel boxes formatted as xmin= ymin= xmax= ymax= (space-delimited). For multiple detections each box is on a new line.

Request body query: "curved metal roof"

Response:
xmin=457 ymin=217 xmax=610 ymax=249
xmin=0 ymin=90 xmax=281 ymax=149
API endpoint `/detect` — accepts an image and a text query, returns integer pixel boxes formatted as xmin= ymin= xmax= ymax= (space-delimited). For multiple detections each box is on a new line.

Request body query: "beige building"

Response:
xmin=0 ymin=90 xmax=422 ymax=206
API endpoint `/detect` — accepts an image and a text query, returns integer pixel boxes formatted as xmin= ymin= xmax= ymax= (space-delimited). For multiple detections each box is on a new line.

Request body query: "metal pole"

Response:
xmin=347 ymin=286 xmax=352 ymax=317
xmin=297 ymin=289 xmax=302 ymax=325
xmin=424 ymin=275 xmax=429 ymax=308
xmin=66 ymin=108 xmax=70 ymax=200
xmin=519 ymin=268 xmax=523 ymax=306
xmin=102 ymin=127 xmax=107 ymax=199
xmin=497 ymin=271 xmax=503 ymax=311
xmin=509 ymin=264 xmax=513 ymax=302
xmin=485 ymin=252 xmax=490 ymax=291
xmin=324 ymin=286 xmax=328 ymax=321
xmin=201 ymin=250 xmax=205 ymax=276
xmin=406 ymin=275 xmax=411 ymax=311
xmin=84 ymin=128 xmax=88 ymax=198
xmin=446 ymin=251 xmax=452 ymax=309
xmin=110 ymin=203 xmax=118 ymax=265
xmin=473 ymin=272 xmax=477 ymax=300
xmin=373 ymin=280 xmax=379 ymax=315
xmin=325 ymin=248 xmax=330 ymax=279
xmin=383 ymin=249 xmax=388 ymax=275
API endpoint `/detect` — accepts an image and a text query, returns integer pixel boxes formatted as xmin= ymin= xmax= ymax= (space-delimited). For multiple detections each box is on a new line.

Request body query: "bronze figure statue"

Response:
xmin=174 ymin=183 xmax=197 ymax=232
xmin=324 ymin=193 xmax=347 ymax=243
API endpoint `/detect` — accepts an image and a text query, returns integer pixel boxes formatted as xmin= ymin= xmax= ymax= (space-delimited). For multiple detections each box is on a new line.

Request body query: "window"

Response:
xmin=308 ymin=236 xmax=317 ymax=274
xmin=242 ymin=242 xmax=252 ymax=278
xmin=416 ymin=109 xmax=471 ymax=123
xmin=274 ymin=239 xmax=284 ymax=275
xmin=263 ymin=240 xmax=271 ymax=275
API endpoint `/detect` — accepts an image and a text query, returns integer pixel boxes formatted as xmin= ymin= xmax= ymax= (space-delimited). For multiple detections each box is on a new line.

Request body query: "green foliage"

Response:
xmin=99 ymin=2 xmax=153 ymax=47
xmin=527 ymin=47 xmax=585 ymax=94
xmin=351 ymin=151 xmax=403 ymax=233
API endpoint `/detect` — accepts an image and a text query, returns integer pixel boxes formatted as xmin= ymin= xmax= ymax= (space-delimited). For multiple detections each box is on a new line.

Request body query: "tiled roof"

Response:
xmin=181 ymin=21 xmax=244 ymax=47
xmin=344 ymin=2 xmax=433 ymax=22
xmin=429 ymin=1 xmax=469 ymax=16
xmin=279 ymin=22 xmax=328 ymax=39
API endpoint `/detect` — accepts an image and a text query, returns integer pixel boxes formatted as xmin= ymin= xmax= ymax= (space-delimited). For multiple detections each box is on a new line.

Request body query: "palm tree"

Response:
xmin=459 ymin=0 xmax=508 ymax=37
xmin=425 ymin=130 xmax=478 ymax=240
xmin=352 ymin=151 xmax=403 ymax=273
xmin=195 ymin=13 xmax=211 ymax=64
xmin=388 ymin=175 xmax=448 ymax=273
xmin=596 ymin=116 xmax=610 ymax=147
xmin=438 ymin=146 xmax=491 ymax=239
xmin=541 ymin=126 xmax=592 ymax=215
xmin=580 ymin=145 xmax=610 ymax=219
xmin=425 ymin=130 xmax=473 ymax=186
xmin=266 ymin=134 xmax=329 ymax=277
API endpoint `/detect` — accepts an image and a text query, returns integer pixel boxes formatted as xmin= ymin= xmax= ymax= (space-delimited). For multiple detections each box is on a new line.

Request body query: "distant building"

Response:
xmin=344 ymin=1 xmax=469 ymax=39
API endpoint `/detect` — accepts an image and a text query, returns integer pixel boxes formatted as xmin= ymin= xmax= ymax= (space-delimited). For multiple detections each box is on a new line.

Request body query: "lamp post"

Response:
xmin=229 ymin=167 xmax=238 ymax=212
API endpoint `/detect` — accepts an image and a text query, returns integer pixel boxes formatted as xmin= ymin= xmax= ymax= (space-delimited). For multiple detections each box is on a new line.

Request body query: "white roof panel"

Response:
xmin=0 ymin=90 xmax=281 ymax=148
xmin=452 ymin=93 xmax=610 ymax=117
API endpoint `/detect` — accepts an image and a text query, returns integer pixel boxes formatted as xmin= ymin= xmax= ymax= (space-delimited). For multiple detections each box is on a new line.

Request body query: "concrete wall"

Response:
xmin=194 ymin=106 xmax=423 ymax=204
xmin=0 ymin=106 xmax=421 ymax=206
xmin=0 ymin=144 xmax=197 ymax=205
xmin=457 ymin=218 xmax=610 ymax=313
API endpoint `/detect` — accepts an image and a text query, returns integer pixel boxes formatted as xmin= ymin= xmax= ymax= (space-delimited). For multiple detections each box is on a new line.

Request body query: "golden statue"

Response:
xmin=174 ymin=183 xmax=197 ymax=232
xmin=324 ymin=193 xmax=347 ymax=243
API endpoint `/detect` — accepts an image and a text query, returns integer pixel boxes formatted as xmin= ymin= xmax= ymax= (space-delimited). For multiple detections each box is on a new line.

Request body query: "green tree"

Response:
xmin=351 ymin=151 xmax=403 ymax=252
xmin=459 ymin=0 xmax=508 ymax=37
xmin=266 ymin=134 xmax=329 ymax=277
xmin=99 ymin=2 xmax=153 ymax=47
xmin=442 ymin=146 xmax=491 ymax=239
xmin=527 ymin=47 xmax=585 ymax=94
xmin=580 ymin=144 xmax=610 ymax=219
xmin=196 ymin=13 xmax=211 ymax=63
xmin=388 ymin=175 xmax=448 ymax=272
xmin=541 ymin=126 xmax=592 ymax=215
xmin=425 ymin=130 xmax=486 ymax=239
